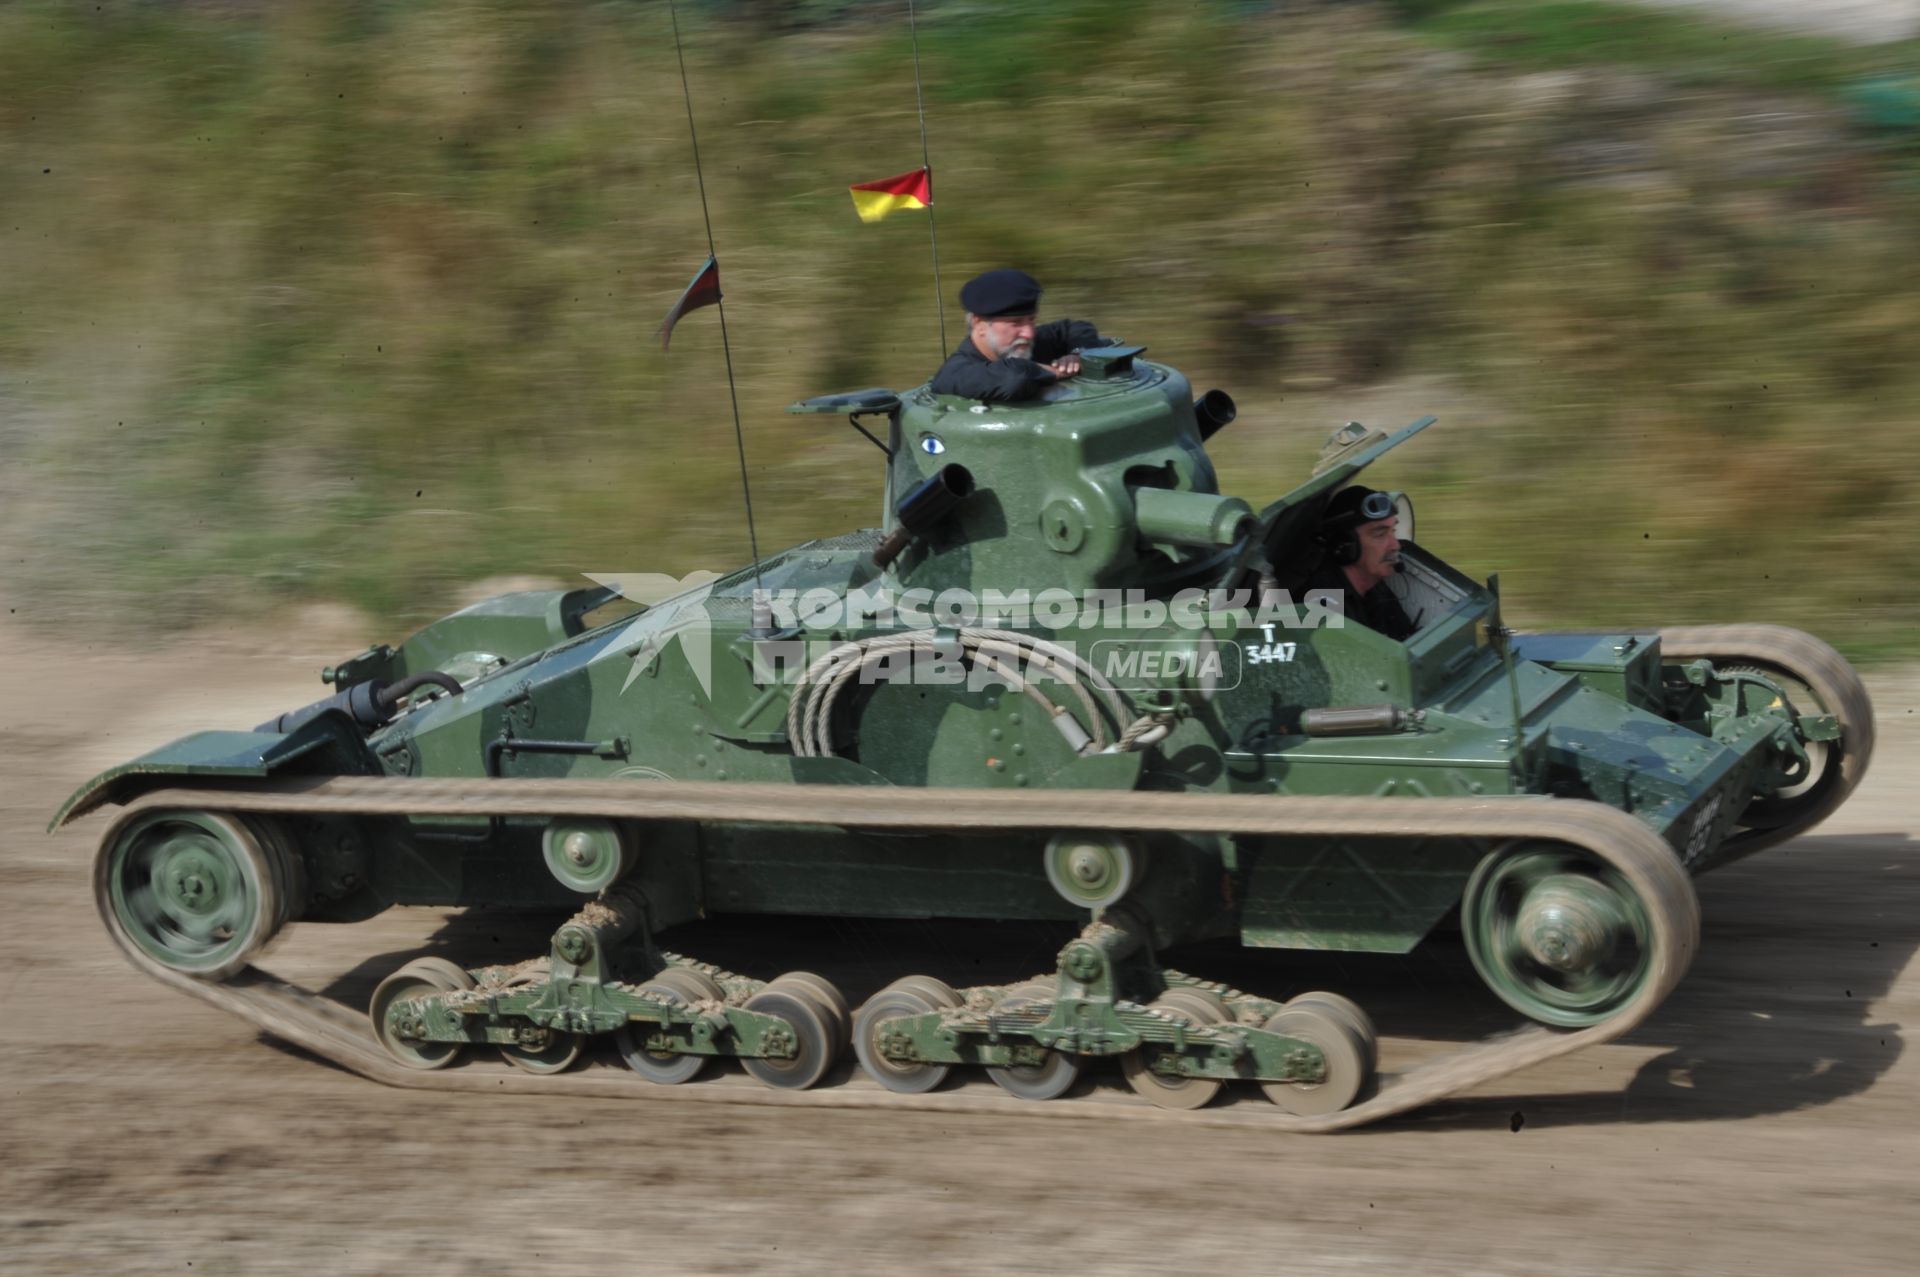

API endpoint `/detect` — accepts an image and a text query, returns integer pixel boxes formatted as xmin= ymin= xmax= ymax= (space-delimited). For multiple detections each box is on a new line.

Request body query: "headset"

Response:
xmin=1319 ymin=488 xmax=1396 ymax=566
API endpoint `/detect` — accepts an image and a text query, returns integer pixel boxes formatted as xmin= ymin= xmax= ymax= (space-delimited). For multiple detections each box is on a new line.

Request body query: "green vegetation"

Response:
xmin=1392 ymin=1 xmax=1919 ymax=93
xmin=2 ymin=0 xmax=1916 ymax=659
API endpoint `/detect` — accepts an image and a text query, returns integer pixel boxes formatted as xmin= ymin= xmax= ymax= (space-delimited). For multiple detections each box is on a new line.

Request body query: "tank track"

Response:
xmin=1658 ymin=624 xmax=1875 ymax=862
xmin=85 ymin=778 xmax=1698 ymax=1132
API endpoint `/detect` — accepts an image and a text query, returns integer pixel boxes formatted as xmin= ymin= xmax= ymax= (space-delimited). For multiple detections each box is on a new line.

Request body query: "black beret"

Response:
xmin=960 ymin=268 xmax=1042 ymax=318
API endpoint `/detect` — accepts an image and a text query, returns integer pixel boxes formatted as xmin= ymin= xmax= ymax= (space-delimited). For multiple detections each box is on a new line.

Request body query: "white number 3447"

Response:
xmin=1244 ymin=625 xmax=1297 ymax=665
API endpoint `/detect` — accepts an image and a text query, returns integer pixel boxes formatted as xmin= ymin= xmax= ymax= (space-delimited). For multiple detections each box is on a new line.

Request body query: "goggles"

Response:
xmin=1324 ymin=489 xmax=1397 ymax=532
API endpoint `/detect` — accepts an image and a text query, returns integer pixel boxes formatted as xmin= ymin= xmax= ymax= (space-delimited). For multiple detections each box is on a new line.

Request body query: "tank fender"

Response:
xmin=49 ymin=710 xmax=383 ymax=831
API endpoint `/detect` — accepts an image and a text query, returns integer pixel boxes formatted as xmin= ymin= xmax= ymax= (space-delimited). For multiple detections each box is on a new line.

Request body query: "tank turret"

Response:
xmin=824 ymin=347 xmax=1253 ymax=594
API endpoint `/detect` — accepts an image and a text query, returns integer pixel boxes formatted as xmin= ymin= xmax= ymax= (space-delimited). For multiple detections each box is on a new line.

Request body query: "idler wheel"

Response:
xmin=616 ymin=978 xmax=711 ymax=1086
xmin=985 ymin=981 xmax=1081 ymax=1101
xmin=741 ymin=982 xmax=839 ymax=1091
xmin=370 ymin=957 xmax=476 ymax=1071
xmin=1719 ymin=663 xmax=1840 ymax=832
xmin=98 ymin=809 xmax=289 ymax=981
xmin=853 ymin=980 xmax=954 ymax=1095
xmin=1661 ymin=627 xmax=1875 ymax=862
xmin=1122 ymin=990 xmax=1230 ymax=1111
xmin=1259 ymin=1004 xmax=1370 ymax=1116
xmin=1462 ymin=843 xmax=1652 ymax=1028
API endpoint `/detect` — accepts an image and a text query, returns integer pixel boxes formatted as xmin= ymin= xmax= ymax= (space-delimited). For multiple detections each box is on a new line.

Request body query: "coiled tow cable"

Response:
xmin=785 ymin=627 xmax=1161 ymax=759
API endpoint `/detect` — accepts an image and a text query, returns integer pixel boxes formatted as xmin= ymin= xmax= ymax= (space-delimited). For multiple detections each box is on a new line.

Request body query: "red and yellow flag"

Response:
xmin=848 ymin=167 xmax=931 ymax=223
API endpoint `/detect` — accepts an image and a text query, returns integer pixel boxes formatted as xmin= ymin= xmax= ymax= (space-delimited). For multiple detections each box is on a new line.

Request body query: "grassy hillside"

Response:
xmin=2 ymin=0 xmax=1916 ymax=658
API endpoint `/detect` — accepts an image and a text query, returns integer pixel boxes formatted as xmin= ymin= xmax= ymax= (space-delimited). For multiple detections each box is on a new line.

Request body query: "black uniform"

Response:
xmin=1306 ymin=561 xmax=1418 ymax=642
xmin=928 ymin=319 xmax=1107 ymax=403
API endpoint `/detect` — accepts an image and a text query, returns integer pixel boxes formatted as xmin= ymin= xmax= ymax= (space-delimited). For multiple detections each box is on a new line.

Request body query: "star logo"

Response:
xmin=580 ymin=570 xmax=725 ymax=698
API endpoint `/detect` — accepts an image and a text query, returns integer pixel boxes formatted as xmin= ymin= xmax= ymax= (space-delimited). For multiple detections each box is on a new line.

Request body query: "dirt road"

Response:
xmin=1 ymin=615 xmax=1914 ymax=1275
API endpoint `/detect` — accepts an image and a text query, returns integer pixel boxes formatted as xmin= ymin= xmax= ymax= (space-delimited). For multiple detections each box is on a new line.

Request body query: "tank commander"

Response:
xmin=929 ymin=268 xmax=1116 ymax=403
xmin=1308 ymin=485 xmax=1417 ymax=642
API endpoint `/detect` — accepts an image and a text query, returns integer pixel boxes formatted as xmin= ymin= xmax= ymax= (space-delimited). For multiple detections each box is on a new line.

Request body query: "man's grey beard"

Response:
xmin=1005 ymin=338 xmax=1033 ymax=359
xmin=985 ymin=329 xmax=1032 ymax=361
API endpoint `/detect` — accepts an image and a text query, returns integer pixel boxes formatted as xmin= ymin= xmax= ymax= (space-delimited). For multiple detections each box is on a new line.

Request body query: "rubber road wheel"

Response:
xmin=853 ymin=985 xmax=952 ymax=1095
xmin=741 ymin=987 xmax=838 ymax=1091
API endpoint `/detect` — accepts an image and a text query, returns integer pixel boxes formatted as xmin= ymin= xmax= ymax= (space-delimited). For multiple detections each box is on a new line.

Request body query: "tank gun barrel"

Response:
xmin=1133 ymin=488 xmax=1254 ymax=549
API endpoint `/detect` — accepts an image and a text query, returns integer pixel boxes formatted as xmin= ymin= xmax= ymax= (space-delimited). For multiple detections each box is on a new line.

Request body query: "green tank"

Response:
xmin=54 ymin=346 xmax=1874 ymax=1127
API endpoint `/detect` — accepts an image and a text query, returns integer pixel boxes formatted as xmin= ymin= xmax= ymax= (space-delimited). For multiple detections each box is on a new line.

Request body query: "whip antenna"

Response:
xmin=669 ymin=0 xmax=765 ymax=609
xmin=907 ymin=0 xmax=947 ymax=355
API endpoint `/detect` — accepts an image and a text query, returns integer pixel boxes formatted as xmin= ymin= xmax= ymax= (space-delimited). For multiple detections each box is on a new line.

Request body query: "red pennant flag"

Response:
xmin=659 ymin=255 xmax=722 ymax=349
xmin=848 ymin=167 xmax=932 ymax=223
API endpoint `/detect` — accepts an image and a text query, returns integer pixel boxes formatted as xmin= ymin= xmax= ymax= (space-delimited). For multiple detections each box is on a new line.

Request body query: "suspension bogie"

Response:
xmin=367 ymin=890 xmax=850 ymax=1087
xmin=376 ymin=964 xmax=832 ymax=1073
xmin=849 ymin=942 xmax=1368 ymax=1111
xmin=359 ymin=877 xmax=1377 ymax=1110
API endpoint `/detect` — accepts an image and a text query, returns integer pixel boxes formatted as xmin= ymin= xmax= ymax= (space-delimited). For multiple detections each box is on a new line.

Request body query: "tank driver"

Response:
xmin=929 ymin=269 xmax=1116 ymax=403
xmin=1308 ymin=485 xmax=1417 ymax=642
